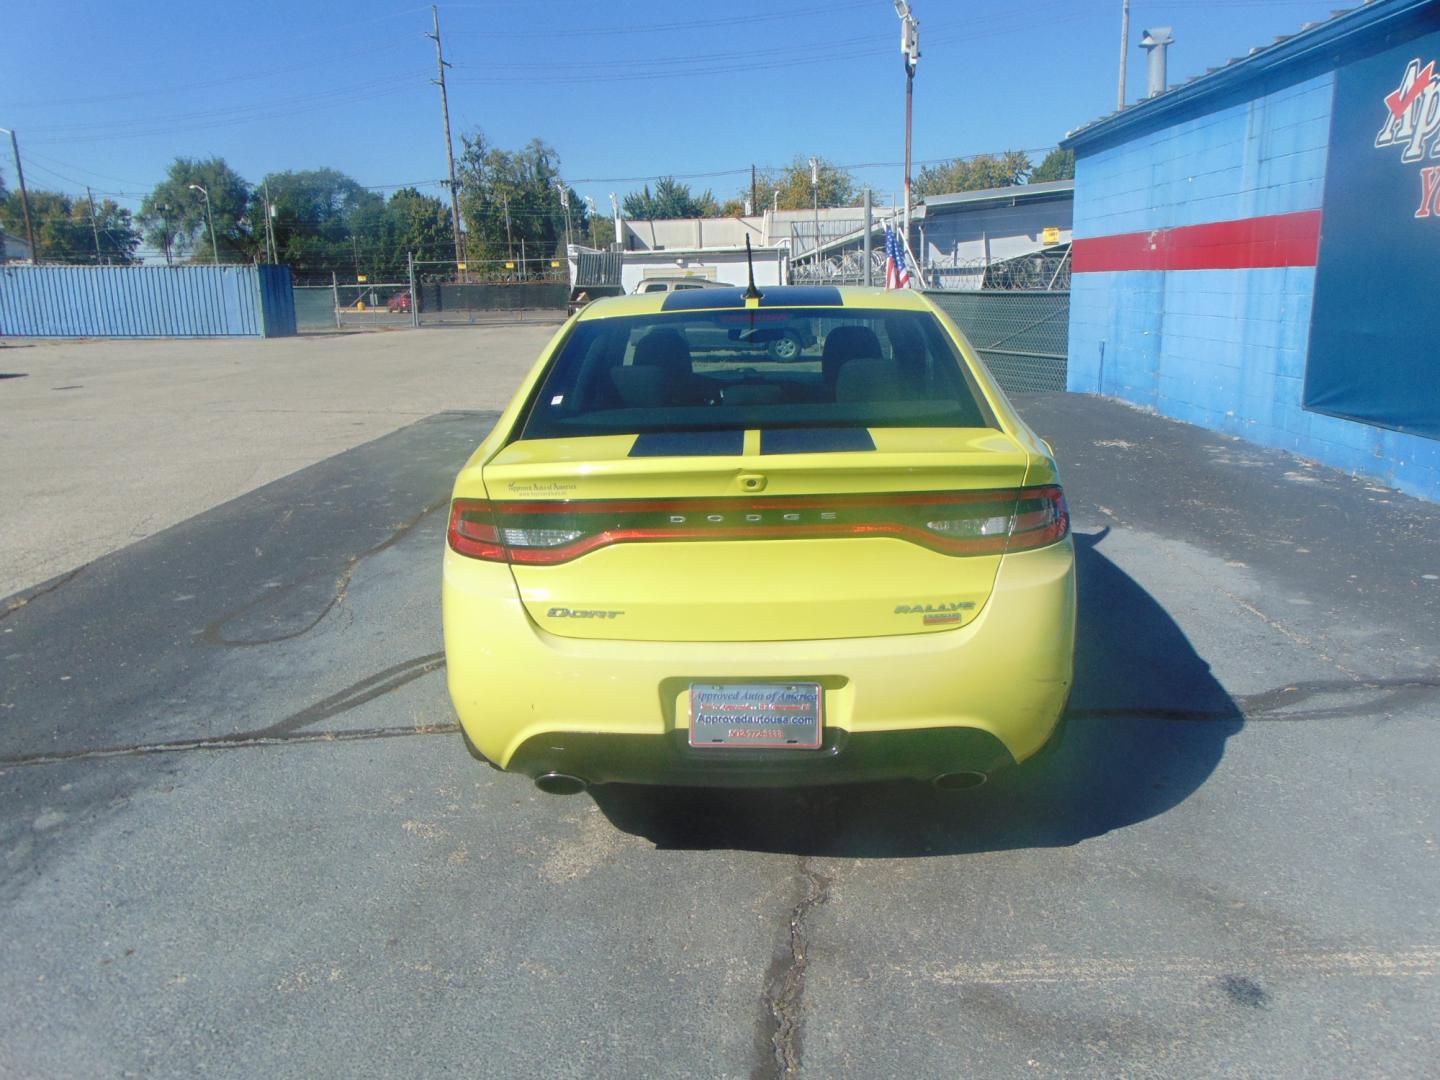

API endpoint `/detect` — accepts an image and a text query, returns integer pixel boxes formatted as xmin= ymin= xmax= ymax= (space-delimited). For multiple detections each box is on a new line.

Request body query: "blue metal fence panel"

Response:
xmin=0 ymin=264 xmax=296 ymax=338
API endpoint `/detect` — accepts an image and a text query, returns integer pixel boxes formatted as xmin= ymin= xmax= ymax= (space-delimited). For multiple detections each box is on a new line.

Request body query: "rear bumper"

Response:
xmin=442 ymin=538 xmax=1075 ymax=787
xmin=505 ymin=726 xmax=1016 ymax=787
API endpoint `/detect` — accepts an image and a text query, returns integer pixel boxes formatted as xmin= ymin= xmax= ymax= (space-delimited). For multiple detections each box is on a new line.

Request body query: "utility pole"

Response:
xmin=427 ymin=5 xmax=465 ymax=270
xmin=894 ymin=2 xmax=920 ymax=243
xmin=863 ymin=187 xmax=874 ymax=287
xmin=502 ymin=192 xmax=513 ymax=261
xmin=1 ymin=128 xmax=38 ymax=261
xmin=263 ymin=178 xmax=278 ymax=263
xmin=809 ymin=156 xmax=821 ymax=269
xmin=85 ymin=187 xmax=102 ymax=262
xmin=159 ymin=204 xmax=173 ymax=265
xmin=1117 ymin=0 xmax=1130 ymax=110
xmin=585 ymin=196 xmax=597 ymax=247
xmin=750 ymin=164 xmax=757 ymax=217
xmin=609 ymin=191 xmax=620 ymax=251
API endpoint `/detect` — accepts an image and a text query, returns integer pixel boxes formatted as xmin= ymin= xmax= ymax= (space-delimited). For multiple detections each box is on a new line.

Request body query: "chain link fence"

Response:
xmin=925 ymin=290 xmax=1069 ymax=394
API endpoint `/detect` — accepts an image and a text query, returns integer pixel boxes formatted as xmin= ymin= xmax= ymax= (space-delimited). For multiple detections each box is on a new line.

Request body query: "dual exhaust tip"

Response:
xmin=533 ymin=771 xmax=988 ymax=794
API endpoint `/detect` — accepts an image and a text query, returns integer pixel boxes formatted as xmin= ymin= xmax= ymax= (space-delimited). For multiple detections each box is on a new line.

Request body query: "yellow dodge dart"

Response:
xmin=442 ymin=283 xmax=1075 ymax=793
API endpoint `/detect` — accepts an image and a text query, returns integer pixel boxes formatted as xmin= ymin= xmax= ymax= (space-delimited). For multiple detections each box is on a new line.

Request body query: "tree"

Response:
xmin=380 ymin=186 xmax=453 ymax=271
xmin=588 ymin=214 xmax=615 ymax=250
xmin=139 ymin=157 xmax=252 ymax=263
xmin=1 ymin=189 xmax=139 ymax=264
xmin=1030 ymin=147 xmax=1075 ymax=183
xmin=913 ymin=150 xmax=1032 ymax=197
xmin=748 ymin=157 xmax=856 ymax=212
xmin=456 ymin=132 xmax=577 ymax=265
xmin=621 ymin=177 xmax=718 ymax=220
xmin=251 ymin=168 xmax=382 ymax=279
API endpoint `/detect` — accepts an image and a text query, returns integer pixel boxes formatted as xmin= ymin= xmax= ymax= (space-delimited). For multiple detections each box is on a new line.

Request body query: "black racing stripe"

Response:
xmin=629 ymin=431 xmax=745 ymax=457
xmin=760 ymin=287 xmax=843 ymax=307
xmin=759 ymin=428 xmax=876 ymax=454
xmin=660 ymin=288 xmax=748 ymax=311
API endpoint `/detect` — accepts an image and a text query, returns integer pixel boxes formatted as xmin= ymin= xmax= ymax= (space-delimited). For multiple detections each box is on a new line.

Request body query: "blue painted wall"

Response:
xmin=0 ymin=265 xmax=297 ymax=338
xmin=1067 ymin=69 xmax=1440 ymax=501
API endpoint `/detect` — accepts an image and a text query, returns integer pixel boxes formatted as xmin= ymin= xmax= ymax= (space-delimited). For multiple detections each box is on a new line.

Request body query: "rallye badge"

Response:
xmin=895 ymin=601 xmax=976 ymax=626
xmin=1373 ymin=57 xmax=1440 ymax=217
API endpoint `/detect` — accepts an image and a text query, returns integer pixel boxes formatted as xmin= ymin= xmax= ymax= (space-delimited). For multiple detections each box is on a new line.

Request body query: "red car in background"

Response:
xmin=386 ymin=290 xmax=412 ymax=313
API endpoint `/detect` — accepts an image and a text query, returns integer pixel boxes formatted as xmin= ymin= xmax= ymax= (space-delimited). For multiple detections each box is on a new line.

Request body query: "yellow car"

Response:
xmin=442 ymin=284 xmax=1075 ymax=793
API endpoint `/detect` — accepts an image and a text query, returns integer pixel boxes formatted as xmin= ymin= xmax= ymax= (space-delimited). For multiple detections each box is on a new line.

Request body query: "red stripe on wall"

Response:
xmin=1072 ymin=210 xmax=1322 ymax=272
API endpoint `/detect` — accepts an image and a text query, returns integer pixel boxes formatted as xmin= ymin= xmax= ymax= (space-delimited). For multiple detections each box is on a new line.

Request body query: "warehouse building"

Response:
xmin=1063 ymin=0 xmax=1440 ymax=500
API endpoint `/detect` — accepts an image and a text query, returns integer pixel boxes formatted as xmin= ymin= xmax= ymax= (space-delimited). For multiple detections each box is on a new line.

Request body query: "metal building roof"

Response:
xmin=922 ymin=179 xmax=1074 ymax=212
xmin=1062 ymin=0 xmax=1435 ymax=150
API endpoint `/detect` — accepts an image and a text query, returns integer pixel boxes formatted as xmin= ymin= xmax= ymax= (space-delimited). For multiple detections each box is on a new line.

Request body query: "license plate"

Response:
xmin=688 ymin=683 xmax=823 ymax=750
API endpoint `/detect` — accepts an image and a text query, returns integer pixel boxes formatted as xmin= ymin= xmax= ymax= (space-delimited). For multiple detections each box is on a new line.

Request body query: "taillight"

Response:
xmin=446 ymin=486 xmax=1068 ymax=565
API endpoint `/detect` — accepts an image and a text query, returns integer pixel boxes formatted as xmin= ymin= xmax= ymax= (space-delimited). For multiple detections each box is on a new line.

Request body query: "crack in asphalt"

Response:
xmin=4 ymin=668 xmax=1433 ymax=773
xmin=0 ymin=723 xmax=459 ymax=768
xmin=1 ymin=565 xmax=86 ymax=622
xmin=0 ymin=652 xmax=450 ymax=769
xmin=755 ymin=859 xmax=832 ymax=1080
xmin=199 ymin=498 xmax=448 ymax=647
xmin=1069 ymin=673 xmax=1440 ymax=724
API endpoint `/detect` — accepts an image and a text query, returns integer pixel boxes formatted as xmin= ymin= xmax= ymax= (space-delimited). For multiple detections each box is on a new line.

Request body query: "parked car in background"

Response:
xmin=630 ymin=276 xmax=733 ymax=295
xmin=386 ymin=290 xmax=411 ymax=313
xmin=443 ymin=285 xmax=1075 ymax=794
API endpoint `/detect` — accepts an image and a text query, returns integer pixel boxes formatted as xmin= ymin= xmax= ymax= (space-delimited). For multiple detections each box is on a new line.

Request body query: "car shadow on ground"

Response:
xmin=589 ymin=529 xmax=1244 ymax=857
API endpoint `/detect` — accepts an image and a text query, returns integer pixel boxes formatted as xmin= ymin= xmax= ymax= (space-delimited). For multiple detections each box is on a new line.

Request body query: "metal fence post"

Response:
xmin=331 ymin=271 xmax=341 ymax=329
xmin=407 ymin=251 xmax=419 ymax=329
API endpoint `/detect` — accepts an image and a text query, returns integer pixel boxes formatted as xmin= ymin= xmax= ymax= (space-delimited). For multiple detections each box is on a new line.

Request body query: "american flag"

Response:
xmin=884 ymin=224 xmax=911 ymax=290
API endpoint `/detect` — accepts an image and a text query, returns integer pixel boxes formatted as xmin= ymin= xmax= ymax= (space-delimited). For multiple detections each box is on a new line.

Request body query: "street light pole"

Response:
xmin=188 ymin=183 xmax=218 ymax=265
xmin=893 ymin=1 xmax=920 ymax=243
xmin=0 ymin=127 xmax=38 ymax=261
xmin=557 ymin=181 xmax=573 ymax=253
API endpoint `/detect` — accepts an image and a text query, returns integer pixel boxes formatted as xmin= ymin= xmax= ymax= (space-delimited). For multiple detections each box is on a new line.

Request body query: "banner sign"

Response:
xmin=1306 ymin=23 xmax=1440 ymax=441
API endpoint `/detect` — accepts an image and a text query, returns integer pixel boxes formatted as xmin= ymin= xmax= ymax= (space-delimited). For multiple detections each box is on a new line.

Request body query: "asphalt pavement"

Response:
xmin=2 ymin=389 xmax=1438 ymax=1079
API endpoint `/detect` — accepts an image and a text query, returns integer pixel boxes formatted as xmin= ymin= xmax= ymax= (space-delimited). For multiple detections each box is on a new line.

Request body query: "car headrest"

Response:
xmin=609 ymin=366 xmax=667 ymax=408
xmin=834 ymin=358 xmax=907 ymax=403
xmin=632 ymin=329 xmax=692 ymax=379
xmin=822 ymin=326 xmax=883 ymax=385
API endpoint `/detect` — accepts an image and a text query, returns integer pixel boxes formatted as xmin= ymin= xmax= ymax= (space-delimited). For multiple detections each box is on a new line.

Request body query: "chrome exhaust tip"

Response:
xmin=932 ymin=771 xmax=988 ymax=791
xmin=535 ymin=772 xmax=589 ymax=795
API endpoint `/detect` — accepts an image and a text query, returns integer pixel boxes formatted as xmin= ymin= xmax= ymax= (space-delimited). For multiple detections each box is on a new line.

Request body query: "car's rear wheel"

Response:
xmin=768 ymin=332 xmax=802 ymax=361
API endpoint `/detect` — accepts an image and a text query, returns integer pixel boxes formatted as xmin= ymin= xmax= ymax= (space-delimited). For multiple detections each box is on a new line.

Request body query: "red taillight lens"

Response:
xmin=447 ymin=500 xmax=506 ymax=561
xmin=1001 ymin=485 xmax=1069 ymax=554
xmin=446 ymin=486 xmax=1069 ymax=565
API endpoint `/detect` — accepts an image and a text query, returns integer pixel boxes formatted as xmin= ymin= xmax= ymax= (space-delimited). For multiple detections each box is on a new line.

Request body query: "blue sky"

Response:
xmin=4 ymin=0 xmax=1346 ymax=228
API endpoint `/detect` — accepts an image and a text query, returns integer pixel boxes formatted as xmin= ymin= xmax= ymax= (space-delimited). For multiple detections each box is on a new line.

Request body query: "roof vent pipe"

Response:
xmin=1139 ymin=27 xmax=1174 ymax=97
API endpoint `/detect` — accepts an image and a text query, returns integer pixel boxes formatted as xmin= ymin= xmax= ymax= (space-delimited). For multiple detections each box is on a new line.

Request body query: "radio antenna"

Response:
xmin=743 ymin=235 xmax=762 ymax=300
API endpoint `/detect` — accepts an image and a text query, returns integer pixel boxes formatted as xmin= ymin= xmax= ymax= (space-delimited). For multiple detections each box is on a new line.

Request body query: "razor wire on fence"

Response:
xmin=790 ymin=247 xmax=1070 ymax=292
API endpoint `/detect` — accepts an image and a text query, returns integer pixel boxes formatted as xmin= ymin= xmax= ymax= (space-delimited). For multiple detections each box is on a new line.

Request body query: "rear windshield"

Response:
xmin=518 ymin=307 xmax=992 ymax=440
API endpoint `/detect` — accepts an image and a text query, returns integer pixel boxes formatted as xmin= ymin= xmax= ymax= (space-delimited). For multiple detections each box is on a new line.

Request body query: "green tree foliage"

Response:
xmin=379 ymin=186 xmax=454 ymax=268
xmin=139 ymin=157 xmax=253 ymax=262
xmin=588 ymin=214 xmax=615 ymax=250
xmin=621 ymin=177 xmax=719 ymax=220
xmin=751 ymin=158 xmax=856 ymax=211
xmin=1029 ymin=147 xmax=1075 ymax=183
xmin=1 ymin=189 xmax=140 ymax=263
xmin=455 ymin=132 xmax=579 ymax=264
xmin=256 ymin=168 xmax=383 ymax=278
xmin=913 ymin=150 xmax=1032 ymax=197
